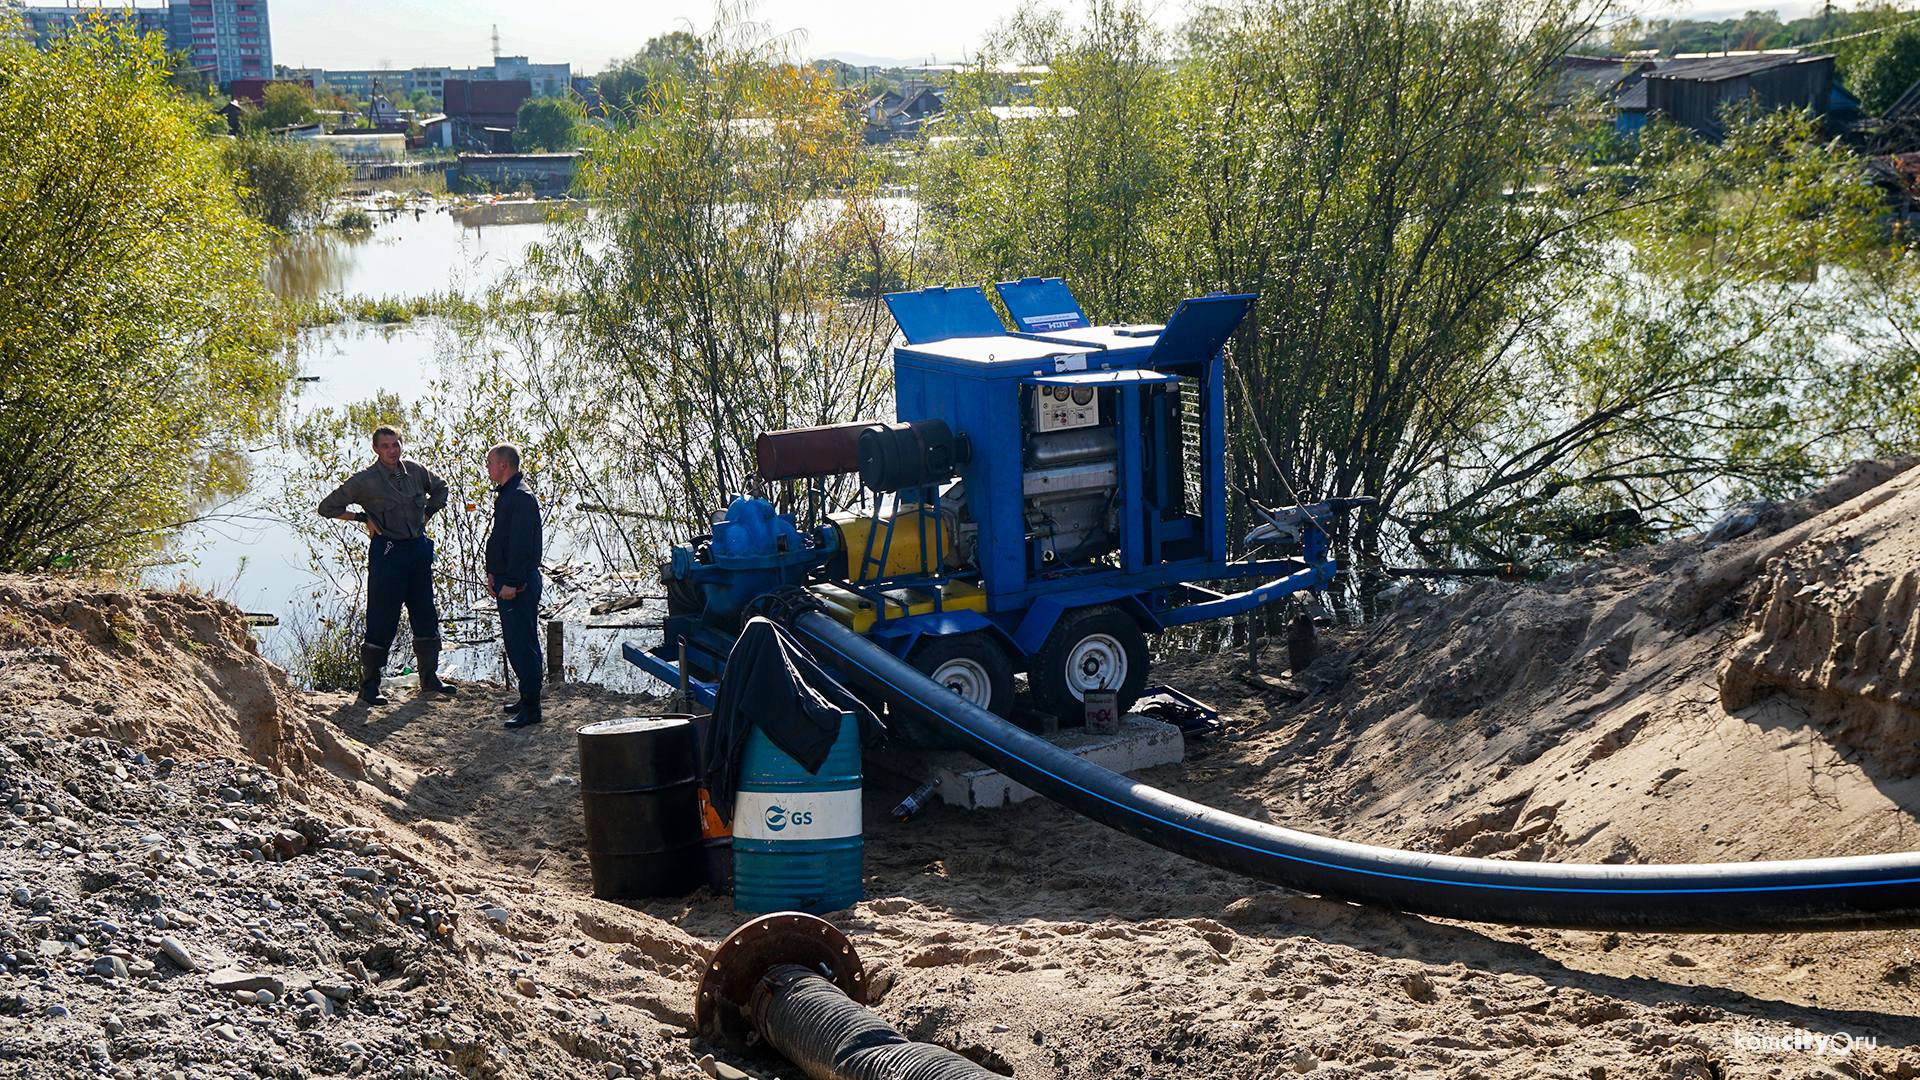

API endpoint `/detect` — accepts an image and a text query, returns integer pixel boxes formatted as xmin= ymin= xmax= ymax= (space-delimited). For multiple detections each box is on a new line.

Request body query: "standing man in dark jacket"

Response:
xmin=318 ymin=425 xmax=457 ymax=706
xmin=485 ymin=443 xmax=545 ymax=728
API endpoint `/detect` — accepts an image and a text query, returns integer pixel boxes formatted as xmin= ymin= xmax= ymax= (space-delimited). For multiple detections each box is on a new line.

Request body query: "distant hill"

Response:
xmin=816 ymin=51 xmax=939 ymax=70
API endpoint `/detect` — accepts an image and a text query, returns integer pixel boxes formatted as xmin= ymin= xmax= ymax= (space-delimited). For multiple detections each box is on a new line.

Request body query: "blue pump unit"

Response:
xmin=671 ymin=497 xmax=835 ymax=622
xmin=623 ymin=282 xmax=1920 ymax=938
xmin=637 ymin=278 xmax=1366 ymax=725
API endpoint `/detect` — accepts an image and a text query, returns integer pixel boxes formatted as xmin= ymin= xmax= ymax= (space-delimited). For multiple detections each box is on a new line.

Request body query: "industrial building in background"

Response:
xmin=287 ymin=56 xmax=572 ymax=101
xmin=20 ymin=0 xmax=271 ymax=86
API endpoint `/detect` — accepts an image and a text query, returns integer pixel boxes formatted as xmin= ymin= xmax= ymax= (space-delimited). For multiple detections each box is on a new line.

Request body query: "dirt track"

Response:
xmin=1 ymin=458 xmax=1918 ymax=1079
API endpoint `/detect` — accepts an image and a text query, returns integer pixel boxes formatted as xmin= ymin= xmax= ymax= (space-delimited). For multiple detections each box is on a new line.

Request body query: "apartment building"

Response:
xmin=22 ymin=0 xmax=270 ymax=86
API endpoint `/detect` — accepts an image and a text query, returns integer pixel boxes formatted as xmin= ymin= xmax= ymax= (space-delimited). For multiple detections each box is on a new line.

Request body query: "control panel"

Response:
xmin=1033 ymin=383 xmax=1100 ymax=432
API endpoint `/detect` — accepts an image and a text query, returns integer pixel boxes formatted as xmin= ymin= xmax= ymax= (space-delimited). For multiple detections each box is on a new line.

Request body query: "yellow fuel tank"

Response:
xmin=831 ymin=507 xmax=958 ymax=583
xmin=809 ymin=579 xmax=988 ymax=633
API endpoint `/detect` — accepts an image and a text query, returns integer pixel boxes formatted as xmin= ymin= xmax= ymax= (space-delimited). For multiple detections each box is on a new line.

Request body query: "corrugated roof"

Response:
xmin=1887 ymin=74 xmax=1920 ymax=118
xmin=1646 ymin=52 xmax=1830 ymax=83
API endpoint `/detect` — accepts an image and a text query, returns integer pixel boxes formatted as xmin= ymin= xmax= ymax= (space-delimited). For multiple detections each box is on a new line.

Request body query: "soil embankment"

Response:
xmin=2 ymin=458 xmax=1919 ymax=1079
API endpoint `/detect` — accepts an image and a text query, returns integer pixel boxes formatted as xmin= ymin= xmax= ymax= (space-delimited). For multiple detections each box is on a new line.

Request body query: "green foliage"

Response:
xmin=598 ymin=31 xmax=706 ymax=120
xmin=163 ymin=46 xmax=209 ymax=98
xmin=1614 ymin=3 xmax=1919 ymax=79
xmin=223 ymin=135 xmax=349 ymax=232
xmin=332 ymin=206 xmax=374 ymax=231
xmin=251 ymin=81 xmax=319 ymax=132
xmin=513 ymin=97 xmax=585 ymax=152
xmin=926 ymin=0 xmax=1176 ymax=316
xmin=279 ymin=601 xmax=361 ymax=691
xmin=500 ymin=19 xmax=900 ymax=565
xmin=0 ymin=24 xmax=284 ymax=571
xmin=925 ymin=0 xmax=1900 ymax=570
xmin=1405 ymin=108 xmax=1890 ymax=565
xmin=1852 ymin=22 xmax=1920 ymax=114
xmin=282 ymin=292 xmax=475 ymax=328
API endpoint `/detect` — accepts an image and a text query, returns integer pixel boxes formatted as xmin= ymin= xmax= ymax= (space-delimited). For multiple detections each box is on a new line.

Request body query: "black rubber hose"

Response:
xmin=750 ymin=965 xmax=1002 ymax=1080
xmin=788 ymin=608 xmax=1920 ymax=932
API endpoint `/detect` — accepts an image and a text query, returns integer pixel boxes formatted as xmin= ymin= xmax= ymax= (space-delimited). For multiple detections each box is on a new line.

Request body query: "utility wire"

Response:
xmin=1804 ymin=12 xmax=1920 ymax=49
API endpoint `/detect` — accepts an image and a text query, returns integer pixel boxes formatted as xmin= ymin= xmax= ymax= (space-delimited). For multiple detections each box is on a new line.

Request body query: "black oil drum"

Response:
xmin=577 ymin=716 xmax=705 ymax=899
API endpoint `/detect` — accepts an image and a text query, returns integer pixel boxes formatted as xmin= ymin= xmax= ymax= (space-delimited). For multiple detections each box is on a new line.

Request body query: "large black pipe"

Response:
xmin=788 ymin=607 xmax=1920 ymax=932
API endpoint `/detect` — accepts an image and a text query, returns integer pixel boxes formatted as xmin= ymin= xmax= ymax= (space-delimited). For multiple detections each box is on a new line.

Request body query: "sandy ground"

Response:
xmin=1 ymin=457 xmax=1919 ymax=1080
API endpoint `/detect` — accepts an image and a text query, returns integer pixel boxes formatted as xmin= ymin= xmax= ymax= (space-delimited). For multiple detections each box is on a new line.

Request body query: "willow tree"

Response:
xmin=505 ymin=20 xmax=902 ymax=567
xmin=0 ymin=25 xmax=282 ymax=570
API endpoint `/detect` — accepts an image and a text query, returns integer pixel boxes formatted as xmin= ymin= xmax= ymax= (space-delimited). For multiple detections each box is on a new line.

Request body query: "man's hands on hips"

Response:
xmin=338 ymin=513 xmax=378 ymax=537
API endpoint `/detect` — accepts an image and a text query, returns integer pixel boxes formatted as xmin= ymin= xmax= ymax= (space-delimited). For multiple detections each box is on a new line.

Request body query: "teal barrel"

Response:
xmin=731 ymin=711 xmax=863 ymax=914
xmin=576 ymin=716 xmax=705 ymax=899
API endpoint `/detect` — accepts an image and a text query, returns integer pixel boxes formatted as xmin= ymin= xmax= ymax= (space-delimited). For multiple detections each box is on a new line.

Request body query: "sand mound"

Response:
xmin=0 ymin=579 xmax=309 ymax=775
xmin=5 ymin=460 xmax=1920 ymax=1079
xmin=1720 ymin=464 xmax=1920 ymax=775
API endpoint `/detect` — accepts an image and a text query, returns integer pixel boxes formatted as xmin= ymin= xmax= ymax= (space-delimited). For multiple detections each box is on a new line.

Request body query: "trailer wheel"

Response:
xmin=907 ymin=632 xmax=1015 ymax=719
xmin=1033 ymin=605 xmax=1149 ymax=722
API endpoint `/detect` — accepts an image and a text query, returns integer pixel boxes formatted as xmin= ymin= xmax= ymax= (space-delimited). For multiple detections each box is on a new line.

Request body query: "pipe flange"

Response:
xmin=695 ymin=912 xmax=867 ymax=1046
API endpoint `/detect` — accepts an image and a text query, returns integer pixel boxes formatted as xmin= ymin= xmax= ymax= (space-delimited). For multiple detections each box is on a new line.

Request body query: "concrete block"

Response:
xmin=872 ymin=715 xmax=1183 ymax=810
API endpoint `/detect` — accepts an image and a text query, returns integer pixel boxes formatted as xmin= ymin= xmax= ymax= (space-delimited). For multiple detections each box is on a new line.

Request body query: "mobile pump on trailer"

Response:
xmin=624 ymin=277 xmax=1920 ymax=933
xmin=627 ymin=277 xmax=1366 ymax=728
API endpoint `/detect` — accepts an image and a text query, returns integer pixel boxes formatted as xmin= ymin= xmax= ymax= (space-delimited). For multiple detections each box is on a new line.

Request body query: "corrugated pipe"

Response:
xmin=750 ymin=965 xmax=1002 ymax=1080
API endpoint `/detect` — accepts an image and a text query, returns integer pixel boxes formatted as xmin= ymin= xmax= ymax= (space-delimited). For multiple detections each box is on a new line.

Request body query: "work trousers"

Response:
xmin=364 ymin=536 xmax=441 ymax=652
xmin=497 ymin=572 xmax=543 ymax=695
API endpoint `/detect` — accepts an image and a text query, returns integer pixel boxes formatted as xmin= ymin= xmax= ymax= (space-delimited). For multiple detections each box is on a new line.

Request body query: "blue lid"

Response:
xmin=1146 ymin=293 xmax=1256 ymax=366
xmin=884 ymin=286 xmax=1008 ymax=345
xmin=994 ymin=277 xmax=1088 ymax=333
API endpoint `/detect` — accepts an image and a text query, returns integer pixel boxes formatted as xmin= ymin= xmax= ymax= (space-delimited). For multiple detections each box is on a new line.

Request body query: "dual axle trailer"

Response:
xmin=629 ymin=278 xmax=1365 ymax=728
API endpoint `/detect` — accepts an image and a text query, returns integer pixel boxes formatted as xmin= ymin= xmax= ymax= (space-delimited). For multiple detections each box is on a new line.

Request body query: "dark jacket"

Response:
xmin=485 ymin=473 xmax=542 ymax=589
xmin=705 ymin=617 xmax=884 ymax=823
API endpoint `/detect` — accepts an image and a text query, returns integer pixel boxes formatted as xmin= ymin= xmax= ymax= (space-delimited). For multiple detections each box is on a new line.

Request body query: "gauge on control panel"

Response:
xmin=1033 ymin=383 xmax=1100 ymax=432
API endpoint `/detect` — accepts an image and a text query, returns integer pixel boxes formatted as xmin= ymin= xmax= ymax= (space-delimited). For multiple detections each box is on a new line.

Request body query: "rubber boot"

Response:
xmin=503 ymin=693 xmax=542 ymax=729
xmin=415 ymin=639 xmax=456 ymax=695
xmin=357 ymin=645 xmax=390 ymax=706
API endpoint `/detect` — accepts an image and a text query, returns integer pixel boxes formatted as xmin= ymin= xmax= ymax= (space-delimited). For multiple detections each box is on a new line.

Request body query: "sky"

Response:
xmin=255 ymin=0 xmax=1832 ymax=73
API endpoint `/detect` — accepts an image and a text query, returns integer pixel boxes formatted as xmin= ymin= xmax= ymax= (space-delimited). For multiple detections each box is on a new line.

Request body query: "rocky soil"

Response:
xmin=1 ymin=458 xmax=1919 ymax=1080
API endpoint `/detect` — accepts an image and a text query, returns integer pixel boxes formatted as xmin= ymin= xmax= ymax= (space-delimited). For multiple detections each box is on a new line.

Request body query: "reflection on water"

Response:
xmin=450 ymin=199 xmax=581 ymax=228
xmin=264 ymin=231 xmax=369 ymax=299
xmin=263 ymin=205 xmax=557 ymax=302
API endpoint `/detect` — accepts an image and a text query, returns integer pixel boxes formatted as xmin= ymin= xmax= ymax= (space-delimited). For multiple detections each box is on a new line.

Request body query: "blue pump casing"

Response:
xmin=682 ymin=498 xmax=834 ymax=620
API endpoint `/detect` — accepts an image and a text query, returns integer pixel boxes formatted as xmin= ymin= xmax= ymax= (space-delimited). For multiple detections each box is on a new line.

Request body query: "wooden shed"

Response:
xmin=1643 ymin=51 xmax=1834 ymax=140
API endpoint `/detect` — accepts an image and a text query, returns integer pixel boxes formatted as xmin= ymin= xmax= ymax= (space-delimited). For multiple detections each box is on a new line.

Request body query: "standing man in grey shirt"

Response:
xmin=317 ymin=425 xmax=457 ymax=706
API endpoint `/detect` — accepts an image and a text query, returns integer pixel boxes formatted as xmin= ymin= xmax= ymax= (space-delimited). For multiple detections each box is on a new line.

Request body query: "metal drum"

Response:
xmin=576 ymin=716 xmax=705 ymax=899
xmin=731 ymin=711 xmax=863 ymax=914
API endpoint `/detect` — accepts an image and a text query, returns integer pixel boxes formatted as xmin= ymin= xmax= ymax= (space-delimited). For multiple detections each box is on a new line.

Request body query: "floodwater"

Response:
xmin=153 ymin=202 xmax=670 ymax=693
xmin=264 ymin=201 xmax=564 ymax=302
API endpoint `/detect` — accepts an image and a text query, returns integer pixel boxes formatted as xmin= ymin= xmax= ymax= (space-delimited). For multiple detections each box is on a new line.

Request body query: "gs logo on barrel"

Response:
xmin=763 ymin=805 xmax=814 ymax=832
